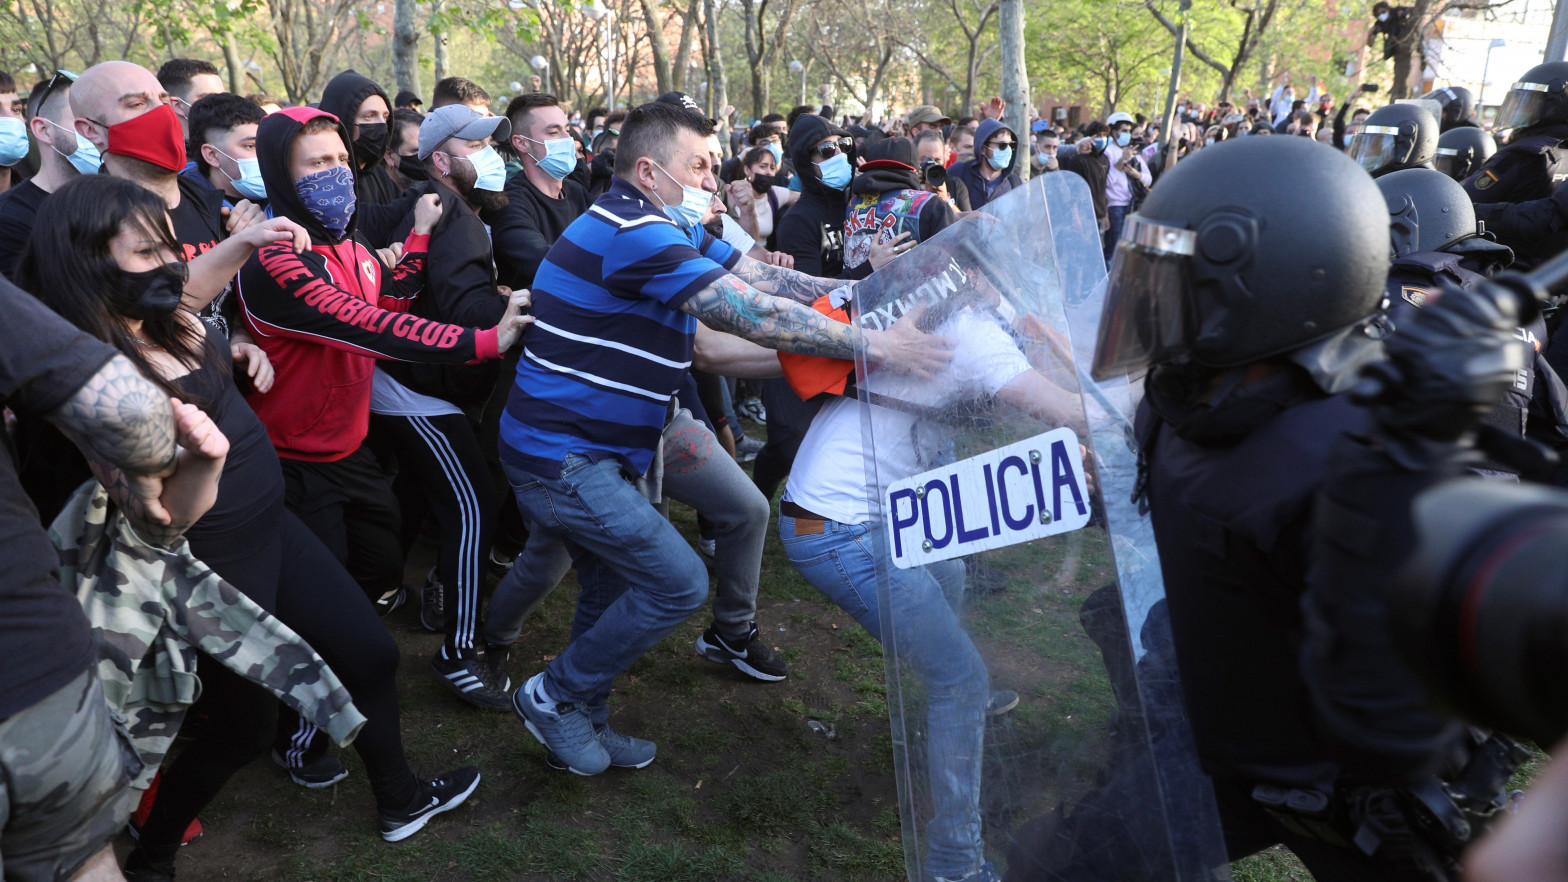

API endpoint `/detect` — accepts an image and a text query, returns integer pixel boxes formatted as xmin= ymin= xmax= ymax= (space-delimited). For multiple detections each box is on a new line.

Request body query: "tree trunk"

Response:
xmin=223 ymin=31 xmax=243 ymax=94
xmin=999 ymin=0 xmax=1030 ymax=182
xmin=704 ymin=0 xmax=730 ymax=146
xmin=671 ymin=0 xmax=700 ymax=92
xmin=394 ymin=0 xmax=420 ymax=98
xmin=639 ymin=0 xmax=673 ymax=94
xmin=432 ymin=0 xmax=449 ymax=82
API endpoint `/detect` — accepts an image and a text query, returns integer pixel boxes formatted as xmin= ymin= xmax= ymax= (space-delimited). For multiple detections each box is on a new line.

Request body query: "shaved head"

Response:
xmin=72 ymin=61 xmax=167 ymax=131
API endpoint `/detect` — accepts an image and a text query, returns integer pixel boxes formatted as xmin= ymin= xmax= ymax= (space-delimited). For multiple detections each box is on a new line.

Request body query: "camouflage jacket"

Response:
xmin=49 ymin=482 xmax=367 ymax=789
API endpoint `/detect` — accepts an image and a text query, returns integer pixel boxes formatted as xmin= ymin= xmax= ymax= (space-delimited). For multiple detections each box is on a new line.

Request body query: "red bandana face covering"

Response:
xmin=101 ymin=103 xmax=187 ymax=172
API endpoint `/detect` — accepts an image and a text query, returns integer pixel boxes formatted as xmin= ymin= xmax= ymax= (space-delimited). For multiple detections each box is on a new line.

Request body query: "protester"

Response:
xmin=948 ymin=118 xmax=1021 ymax=211
xmin=432 ymin=77 xmax=492 ymax=113
xmin=385 ymin=106 xmax=426 ymax=190
xmin=155 ymin=58 xmax=224 ymax=140
xmin=0 ymin=70 xmax=25 ymax=192
xmin=185 ymin=92 xmax=268 ymax=208
xmin=726 ymin=145 xmax=795 ymax=250
xmin=1059 ymin=122 xmax=1111 ymax=233
xmin=914 ymin=129 xmax=971 ymax=212
xmin=1100 ymin=111 xmax=1152 ymax=262
xmin=494 ymin=93 xmax=588 ymax=290
xmin=0 ymin=69 xmax=91 ymax=276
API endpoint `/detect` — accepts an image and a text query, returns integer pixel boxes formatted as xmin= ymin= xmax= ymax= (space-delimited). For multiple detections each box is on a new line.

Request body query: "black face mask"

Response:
xmin=354 ymin=122 xmax=389 ymax=165
xmin=115 ymin=261 xmax=188 ymax=321
xmin=398 ymin=153 xmax=428 ymax=182
xmin=750 ymin=173 xmax=776 ymax=194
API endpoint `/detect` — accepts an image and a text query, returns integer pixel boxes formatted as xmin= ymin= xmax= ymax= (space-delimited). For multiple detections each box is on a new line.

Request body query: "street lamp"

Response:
xmin=789 ymin=59 xmax=806 ymax=107
xmin=1477 ymin=38 xmax=1506 ymax=113
xmin=583 ymin=2 xmax=616 ymax=109
xmin=530 ymin=54 xmax=550 ymax=93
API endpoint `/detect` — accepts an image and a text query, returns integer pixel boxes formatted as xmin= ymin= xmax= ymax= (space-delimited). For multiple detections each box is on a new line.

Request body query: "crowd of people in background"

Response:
xmin=0 ymin=41 xmax=1566 ymax=882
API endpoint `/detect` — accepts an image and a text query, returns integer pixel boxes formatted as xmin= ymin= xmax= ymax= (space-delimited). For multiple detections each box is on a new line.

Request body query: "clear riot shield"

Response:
xmin=850 ymin=172 xmax=1231 ymax=882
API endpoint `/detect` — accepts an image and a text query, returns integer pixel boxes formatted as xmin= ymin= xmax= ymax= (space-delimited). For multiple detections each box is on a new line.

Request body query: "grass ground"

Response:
xmin=118 ymin=445 xmax=1325 ymax=881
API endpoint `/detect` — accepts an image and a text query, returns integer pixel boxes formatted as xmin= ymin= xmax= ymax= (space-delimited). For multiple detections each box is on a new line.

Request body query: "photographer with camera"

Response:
xmin=914 ymin=129 xmax=970 ymax=212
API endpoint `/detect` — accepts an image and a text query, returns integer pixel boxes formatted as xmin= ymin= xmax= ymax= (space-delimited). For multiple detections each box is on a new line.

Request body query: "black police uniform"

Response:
xmin=1461 ymin=123 xmax=1568 ymax=205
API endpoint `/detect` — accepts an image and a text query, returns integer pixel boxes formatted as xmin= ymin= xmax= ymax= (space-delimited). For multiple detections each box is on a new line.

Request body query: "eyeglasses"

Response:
xmin=988 ymin=140 xmax=1017 ymax=150
xmin=29 ymin=69 xmax=76 ymax=118
xmin=813 ymin=137 xmax=853 ymax=160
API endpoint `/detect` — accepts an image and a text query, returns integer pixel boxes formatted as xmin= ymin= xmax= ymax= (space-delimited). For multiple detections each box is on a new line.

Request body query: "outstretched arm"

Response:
xmin=680 ymin=274 xmax=952 ymax=376
xmin=727 ymin=252 xmax=849 ymax=306
xmin=47 ymin=354 xmax=177 ymax=476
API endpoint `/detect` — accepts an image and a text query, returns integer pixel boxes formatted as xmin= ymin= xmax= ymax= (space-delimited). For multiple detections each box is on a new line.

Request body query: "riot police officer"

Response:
xmin=1419 ymin=85 xmax=1478 ymax=131
xmin=1462 ymin=61 xmax=1568 ymax=204
xmin=1087 ymin=136 xmax=1501 ymax=880
xmin=1348 ymin=102 xmax=1439 ymax=178
xmin=1432 ymin=126 xmax=1495 ymax=181
xmin=1375 ymin=168 xmax=1568 ymax=474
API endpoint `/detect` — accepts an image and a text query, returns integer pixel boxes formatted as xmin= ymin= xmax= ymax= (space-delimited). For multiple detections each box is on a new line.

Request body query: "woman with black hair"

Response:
xmin=15 ymin=175 xmax=480 ymax=881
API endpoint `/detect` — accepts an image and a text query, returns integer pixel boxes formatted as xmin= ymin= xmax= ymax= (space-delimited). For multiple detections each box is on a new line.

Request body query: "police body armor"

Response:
xmin=1384 ymin=251 xmax=1540 ymax=447
xmin=1462 ymin=125 xmax=1568 ymax=204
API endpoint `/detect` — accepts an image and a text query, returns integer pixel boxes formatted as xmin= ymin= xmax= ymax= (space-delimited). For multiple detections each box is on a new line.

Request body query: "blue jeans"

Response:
xmin=779 ymin=515 xmax=988 ymax=879
xmin=504 ymin=455 xmax=709 ymax=725
xmin=1103 ymin=203 xmax=1129 ymax=264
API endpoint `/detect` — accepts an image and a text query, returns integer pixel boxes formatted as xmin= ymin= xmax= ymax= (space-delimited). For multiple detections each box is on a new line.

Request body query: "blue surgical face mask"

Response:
xmin=0 ymin=118 xmax=28 ymax=166
xmin=987 ymin=146 xmax=1013 ymax=171
xmin=652 ymin=160 xmax=712 ymax=229
xmin=294 ymin=165 xmax=357 ymax=238
xmin=525 ymin=134 xmax=579 ymax=180
xmin=450 ymin=145 xmax=506 ymax=191
xmin=1036 ymin=150 xmax=1053 ymax=166
xmin=816 ymin=152 xmax=852 ymax=189
xmin=215 ymin=148 xmax=267 ymax=201
xmin=1092 ymin=136 xmax=1109 ymax=151
xmin=764 ymin=141 xmax=783 ymax=163
xmin=1115 ymin=131 xmax=1131 ymax=147
xmin=44 ymin=119 xmax=100 ymax=174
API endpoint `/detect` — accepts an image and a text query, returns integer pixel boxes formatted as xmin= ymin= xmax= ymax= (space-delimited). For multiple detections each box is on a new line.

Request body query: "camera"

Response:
xmin=921 ymin=158 xmax=947 ymax=188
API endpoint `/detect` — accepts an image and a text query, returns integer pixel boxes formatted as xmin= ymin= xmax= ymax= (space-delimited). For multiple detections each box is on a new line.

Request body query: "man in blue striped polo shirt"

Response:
xmin=502 ymin=100 xmax=949 ymax=775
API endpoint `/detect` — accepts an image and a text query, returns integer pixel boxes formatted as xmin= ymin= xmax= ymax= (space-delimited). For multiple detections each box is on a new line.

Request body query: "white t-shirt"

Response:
xmin=784 ymin=310 xmax=1032 ymax=525
xmin=369 ymin=367 xmax=462 ymax=417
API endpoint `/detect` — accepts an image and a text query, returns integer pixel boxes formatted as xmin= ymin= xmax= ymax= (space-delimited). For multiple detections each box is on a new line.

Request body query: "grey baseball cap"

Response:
xmin=417 ymin=104 xmax=511 ymax=160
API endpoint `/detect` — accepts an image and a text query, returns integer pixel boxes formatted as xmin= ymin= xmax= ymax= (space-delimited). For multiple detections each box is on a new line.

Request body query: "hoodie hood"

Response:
xmin=787 ymin=113 xmax=853 ymax=202
xmin=851 ymin=167 xmax=921 ymax=196
xmin=972 ymin=118 xmax=1020 ymax=175
xmin=318 ymin=70 xmax=388 ymax=170
xmin=256 ymin=106 xmax=358 ymax=244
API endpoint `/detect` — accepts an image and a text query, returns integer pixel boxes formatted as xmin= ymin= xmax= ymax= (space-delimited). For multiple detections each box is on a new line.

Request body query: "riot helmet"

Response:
xmin=1347 ymin=103 xmax=1439 ymax=177
xmin=1091 ymin=136 xmax=1389 ymax=379
xmin=1432 ymin=126 xmax=1495 ymax=181
xmin=1492 ymin=61 xmax=1568 ymax=133
xmin=1419 ymin=85 xmax=1477 ymax=130
xmin=1375 ymin=168 xmax=1477 ymax=258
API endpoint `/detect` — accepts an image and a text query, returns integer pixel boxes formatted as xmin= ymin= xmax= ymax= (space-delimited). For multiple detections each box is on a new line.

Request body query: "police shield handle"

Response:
xmin=861 ymin=300 xmax=954 ymax=380
xmin=494 ymin=286 xmax=534 ymax=354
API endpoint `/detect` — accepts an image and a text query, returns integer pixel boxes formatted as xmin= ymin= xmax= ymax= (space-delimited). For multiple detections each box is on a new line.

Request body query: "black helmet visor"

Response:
xmin=1348 ymin=125 xmax=1402 ymax=174
xmin=1432 ymin=146 xmax=1467 ymax=179
xmin=1493 ymin=82 xmax=1550 ymax=133
xmin=1091 ymin=215 xmax=1197 ymax=380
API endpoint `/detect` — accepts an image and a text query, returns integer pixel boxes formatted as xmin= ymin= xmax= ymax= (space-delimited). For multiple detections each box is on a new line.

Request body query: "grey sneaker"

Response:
xmin=546 ymin=724 xmax=656 ymax=771
xmin=421 ymin=568 xmax=445 ymax=632
xmin=986 ymin=690 xmax=1020 ymax=717
xmin=735 ymin=435 xmax=764 ymax=463
xmin=934 ymin=863 xmax=1001 ymax=882
xmin=511 ymin=674 xmax=609 ymax=776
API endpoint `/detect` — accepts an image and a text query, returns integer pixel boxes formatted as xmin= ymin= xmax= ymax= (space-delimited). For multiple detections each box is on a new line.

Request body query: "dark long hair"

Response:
xmin=16 ymin=175 xmax=216 ymax=406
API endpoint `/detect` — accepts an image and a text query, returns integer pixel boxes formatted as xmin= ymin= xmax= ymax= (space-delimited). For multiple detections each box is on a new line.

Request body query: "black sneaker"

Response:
xmin=420 ymin=568 xmax=445 ymax=632
xmin=375 ymin=584 xmax=409 ymax=618
xmin=122 ymin=851 xmax=176 ymax=882
xmin=484 ymin=643 xmax=512 ymax=692
xmin=485 ymin=547 xmax=516 ymax=580
xmin=378 ymin=766 xmax=480 ymax=842
xmin=430 ymin=645 xmax=511 ymax=711
xmin=695 ymin=623 xmax=788 ymax=682
xmin=271 ymin=748 xmax=350 ymax=788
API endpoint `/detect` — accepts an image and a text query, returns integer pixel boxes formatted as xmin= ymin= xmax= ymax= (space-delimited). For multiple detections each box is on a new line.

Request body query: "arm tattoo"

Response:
xmin=49 ymin=355 xmax=177 ymax=475
xmin=684 ymin=275 xmax=856 ymax=360
xmin=729 ymin=254 xmax=844 ymax=305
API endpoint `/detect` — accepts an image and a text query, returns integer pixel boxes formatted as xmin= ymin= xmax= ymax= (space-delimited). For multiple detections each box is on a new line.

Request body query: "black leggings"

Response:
xmin=133 ymin=500 xmax=417 ymax=855
xmin=376 ymin=412 xmax=499 ymax=652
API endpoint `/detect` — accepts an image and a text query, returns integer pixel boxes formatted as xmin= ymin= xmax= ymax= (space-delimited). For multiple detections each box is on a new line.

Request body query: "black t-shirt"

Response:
xmin=169 ymin=174 xmax=231 ymax=337
xmin=494 ymin=172 xmax=590 ymax=289
xmin=0 ymin=180 xmax=48 ymax=280
xmin=0 ymin=280 xmax=117 ymax=720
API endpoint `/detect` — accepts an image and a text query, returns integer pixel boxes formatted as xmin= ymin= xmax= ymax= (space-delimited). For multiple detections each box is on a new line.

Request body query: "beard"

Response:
xmin=445 ymin=162 xmax=509 ymax=216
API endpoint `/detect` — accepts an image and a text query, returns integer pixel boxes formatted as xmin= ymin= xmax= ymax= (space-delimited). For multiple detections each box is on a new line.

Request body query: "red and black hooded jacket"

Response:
xmin=236 ymin=106 xmax=500 ymax=462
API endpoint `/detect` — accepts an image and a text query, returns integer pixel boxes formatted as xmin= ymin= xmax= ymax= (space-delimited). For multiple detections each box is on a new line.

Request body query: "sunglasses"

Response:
xmin=813 ymin=137 xmax=853 ymax=160
xmin=988 ymin=140 xmax=1017 ymax=150
xmin=29 ymin=68 xmax=77 ymax=117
